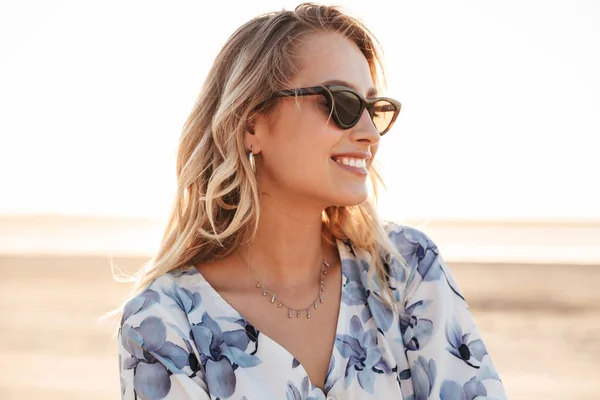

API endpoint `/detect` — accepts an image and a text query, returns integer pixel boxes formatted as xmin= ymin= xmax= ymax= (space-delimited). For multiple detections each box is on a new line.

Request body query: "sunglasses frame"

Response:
xmin=271 ymin=84 xmax=401 ymax=135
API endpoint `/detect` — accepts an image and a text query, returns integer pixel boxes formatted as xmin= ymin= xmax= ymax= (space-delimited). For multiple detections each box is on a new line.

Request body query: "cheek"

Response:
xmin=262 ymin=134 xmax=337 ymax=190
xmin=271 ymin=103 xmax=340 ymax=160
xmin=263 ymin=101 xmax=347 ymax=183
xmin=269 ymin=138 xmax=331 ymax=175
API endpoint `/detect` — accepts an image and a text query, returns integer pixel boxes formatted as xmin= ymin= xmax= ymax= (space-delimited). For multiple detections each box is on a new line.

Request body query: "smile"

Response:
xmin=331 ymin=157 xmax=368 ymax=176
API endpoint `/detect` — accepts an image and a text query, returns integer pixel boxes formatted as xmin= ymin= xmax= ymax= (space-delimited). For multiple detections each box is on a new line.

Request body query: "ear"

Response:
xmin=243 ymin=112 xmax=268 ymax=154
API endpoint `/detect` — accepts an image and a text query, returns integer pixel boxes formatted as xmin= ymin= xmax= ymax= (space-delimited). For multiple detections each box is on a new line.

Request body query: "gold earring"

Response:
xmin=248 ymin=147 xmax=256 ymax=174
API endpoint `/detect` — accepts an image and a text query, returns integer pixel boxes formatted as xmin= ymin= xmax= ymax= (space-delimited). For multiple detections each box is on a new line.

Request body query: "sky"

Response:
xmin=0 ymin=0 xmax=598 ymax=222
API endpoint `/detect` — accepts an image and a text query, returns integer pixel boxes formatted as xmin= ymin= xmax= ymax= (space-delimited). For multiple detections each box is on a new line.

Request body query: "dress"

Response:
xmin=118 ymin=222 xmax=508 ymax=399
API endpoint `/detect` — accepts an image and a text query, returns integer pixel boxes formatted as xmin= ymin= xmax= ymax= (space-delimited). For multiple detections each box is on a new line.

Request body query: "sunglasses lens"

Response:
xmin=332 ymin=90 xmax=362 ymax=126
xmin=372 ymin=100 xmax=398 ymax=134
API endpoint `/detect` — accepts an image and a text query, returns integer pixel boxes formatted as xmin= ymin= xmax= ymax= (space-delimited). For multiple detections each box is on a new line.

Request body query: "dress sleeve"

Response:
xmin=396 ymin=229 xmax=508 ymax=399
xmin=117 ymin=287 xmax=210 ymax=399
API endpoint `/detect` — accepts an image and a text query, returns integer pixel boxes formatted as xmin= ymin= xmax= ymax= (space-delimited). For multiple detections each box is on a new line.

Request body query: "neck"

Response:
xmin=237 ymin=197 xmax=333 ymax=289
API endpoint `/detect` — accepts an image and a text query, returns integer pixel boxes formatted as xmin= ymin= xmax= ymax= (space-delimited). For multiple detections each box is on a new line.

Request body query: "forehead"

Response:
xmin=290 ymin=31 xmax=376 ymax=97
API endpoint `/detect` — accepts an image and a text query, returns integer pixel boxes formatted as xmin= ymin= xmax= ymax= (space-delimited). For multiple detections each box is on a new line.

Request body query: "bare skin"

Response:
xmin=197 ymin=236 xmax=342 ymax=391
xmin=195 ymin=30 xmax=381 ymax=391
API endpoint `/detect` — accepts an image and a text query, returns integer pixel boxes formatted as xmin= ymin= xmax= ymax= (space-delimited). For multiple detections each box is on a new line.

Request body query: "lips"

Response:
xmin=330 ymin=151 xmax=372 ymax=160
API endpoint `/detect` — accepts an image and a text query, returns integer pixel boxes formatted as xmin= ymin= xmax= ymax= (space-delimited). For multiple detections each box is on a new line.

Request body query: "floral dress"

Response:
xmin=118 ymin=222 xmax=508 ymax=399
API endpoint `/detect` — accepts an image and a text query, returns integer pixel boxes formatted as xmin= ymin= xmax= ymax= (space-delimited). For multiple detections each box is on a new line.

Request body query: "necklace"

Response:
xmin=238 ymin=248 xmax=331 ymax=319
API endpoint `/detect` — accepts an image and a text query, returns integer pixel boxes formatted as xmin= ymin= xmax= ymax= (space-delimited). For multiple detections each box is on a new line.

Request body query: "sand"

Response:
xmin=0 ymin=255 xmax=599 ymax=399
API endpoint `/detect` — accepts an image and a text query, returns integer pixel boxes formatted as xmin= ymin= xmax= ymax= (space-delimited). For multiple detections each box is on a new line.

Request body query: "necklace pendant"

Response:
xmin=296 ymin=310 xmax=301 ymax=318
xmin=307 ymin=309 xmax=311 ymax=318
xmin=323 ymin=270 xmax=328 ymax=275
xmin=263 ymin=288 xmax=267 ymax=296
xmin=278 ymin=302 xmax=283 ymax=308
xmin=321 ymin=285 xmax=326 ymax=292
xmin=270 ymin=294 xmax=276 ymax=303
xmin=314 ymin=302 xmax=318 ymax=309
xmin=256 ymin=282 xmax=261 ymax=288
xmin=324 ymin=260 xmax=330 ymax=267
xmin=319 ymin=294 xmax=324 ymax=303
xmin=288 ymin=309 xmax=292 ymax=318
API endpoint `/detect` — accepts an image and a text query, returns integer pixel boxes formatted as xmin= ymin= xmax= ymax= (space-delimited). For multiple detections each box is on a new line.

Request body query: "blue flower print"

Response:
xmin=387 ymin=226 xmax=436 ymax=270
xmin=411 ymin=356 xmax=437 ymax=400
xmin=395 ymin=299 xmax=434 ymax=396
xmin=120 ymin=316 xmax=190 ymax=400
xmin=440 ymin=377 xmax=487 ymax=400
xmin=380 ymin=251 xmax=405 ymax=292
xmin=191 ymin=312 xmax=261 ymax=399
xmin=291 ymin=356 xmax=338 ymax=393
xmin=445 ymin=317 xmax=488 ymax=369
xmin=120 ymin=289 xmax=160 ymax=325
xmin=392 ymin=226 xmax=466 ymax=303
xmin=286 ymin=376 xmax=326 ymax=400
xmin=162 ymin=283 xmax=202 ymax=314
xmin=324 ymin=355 xmax=339 ymax=393
xmin=341 ymin=256 xmax=395 ymax=332
xmin=335 ymin=315 xmax=393 ymax=394
xmin=218 ymin=316 xmax=260 ymax=355
xmin=398 ymin=299 xmax=434 ymax=352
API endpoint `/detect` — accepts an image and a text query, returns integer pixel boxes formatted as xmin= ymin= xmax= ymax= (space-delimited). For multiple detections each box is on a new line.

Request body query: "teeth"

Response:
xmin=334 ymin=157 xmax=367 ymax=168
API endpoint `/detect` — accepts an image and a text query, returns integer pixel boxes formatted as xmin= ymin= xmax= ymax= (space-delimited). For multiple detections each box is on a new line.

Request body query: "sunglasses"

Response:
xmin=271 ymin=85 xmax=401 ymax=135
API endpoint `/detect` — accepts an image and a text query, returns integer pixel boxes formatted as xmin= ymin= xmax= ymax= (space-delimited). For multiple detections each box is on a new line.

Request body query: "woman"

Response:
xmin=117 ymin=3 xmax=507 ymax=399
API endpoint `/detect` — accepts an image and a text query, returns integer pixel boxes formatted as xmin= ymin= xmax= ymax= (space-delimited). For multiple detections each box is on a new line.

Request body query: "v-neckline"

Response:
xmin=184 ymin=237 xmax=355 ymax=396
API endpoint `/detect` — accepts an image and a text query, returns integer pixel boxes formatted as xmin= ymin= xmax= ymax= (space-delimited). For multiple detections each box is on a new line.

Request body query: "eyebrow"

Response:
xmin=319 ymin=79 xmax=379 ymax=97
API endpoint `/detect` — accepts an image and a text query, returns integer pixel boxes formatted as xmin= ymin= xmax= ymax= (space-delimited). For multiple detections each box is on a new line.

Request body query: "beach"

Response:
xmin=1 ymin=254 xmax=599 ymax=399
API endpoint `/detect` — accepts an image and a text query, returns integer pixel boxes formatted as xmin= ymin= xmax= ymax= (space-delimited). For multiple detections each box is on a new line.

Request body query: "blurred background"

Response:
xmin=1 ymin=0 xmax=599 ymax=399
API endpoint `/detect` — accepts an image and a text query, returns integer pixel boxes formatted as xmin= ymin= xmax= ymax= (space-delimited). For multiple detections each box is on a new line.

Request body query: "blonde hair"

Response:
xmin=117 ymin=2 xmax=406 ymax=315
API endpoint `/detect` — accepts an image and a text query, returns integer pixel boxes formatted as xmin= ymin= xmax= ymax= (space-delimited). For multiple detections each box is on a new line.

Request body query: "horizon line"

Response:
xmin=1 ymin=212 xmax=600 ymax=226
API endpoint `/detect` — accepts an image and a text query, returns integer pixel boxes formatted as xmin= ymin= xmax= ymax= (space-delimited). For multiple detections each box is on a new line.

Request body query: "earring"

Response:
xmin=248 ymin=146 xmax=256 ymax=174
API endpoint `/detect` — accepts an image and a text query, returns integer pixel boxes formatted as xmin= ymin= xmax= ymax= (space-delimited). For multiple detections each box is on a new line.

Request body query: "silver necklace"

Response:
xmin=238 ymin=249 xmax=331 ymax=319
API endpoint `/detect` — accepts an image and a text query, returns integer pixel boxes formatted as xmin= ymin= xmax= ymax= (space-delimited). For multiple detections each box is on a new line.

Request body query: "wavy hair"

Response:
xmin=115 ymin=2 xmax=407 ymax=315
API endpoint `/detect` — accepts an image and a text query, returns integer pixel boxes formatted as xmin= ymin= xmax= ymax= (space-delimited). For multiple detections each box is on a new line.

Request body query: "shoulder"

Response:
xmin=118 ymin=268 xmax=211 ymax=397
xmin=379 ymin=220 xmax=446 ymax=292
xmin=119 ymin=267 xmax=203 ymax=330
xmin=118 ymin=268 xmax=204 ymax=371
xmin=383 ymin=220 xmax=437 ymax=249
xmin=381 ymin=220 xmax=440 ymax=267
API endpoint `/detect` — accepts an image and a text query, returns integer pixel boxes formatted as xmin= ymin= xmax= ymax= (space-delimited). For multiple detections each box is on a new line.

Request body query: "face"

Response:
xmin=246 ymin=31 xmax=382 ymax=209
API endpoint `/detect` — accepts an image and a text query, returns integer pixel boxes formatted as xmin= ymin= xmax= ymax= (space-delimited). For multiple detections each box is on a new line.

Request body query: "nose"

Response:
xmin=349 ymin=108 xmax=380 ymax=145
